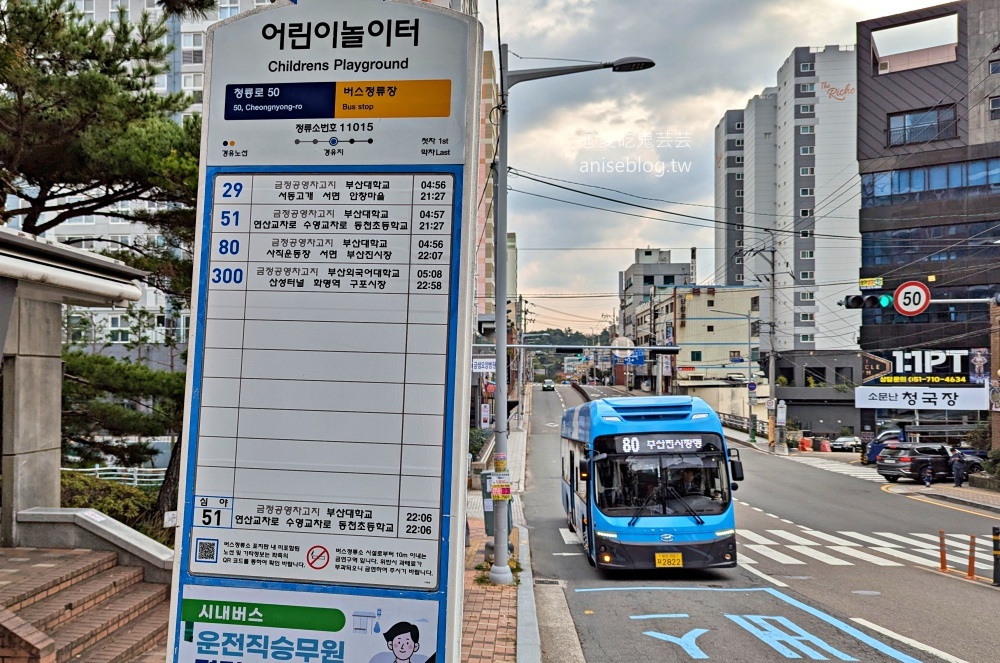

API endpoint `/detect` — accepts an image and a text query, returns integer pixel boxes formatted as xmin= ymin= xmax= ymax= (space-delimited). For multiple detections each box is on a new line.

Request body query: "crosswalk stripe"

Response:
xmin=743 ymin=544 xmax=806 ymax=564
xmin=738 ymin=530 xmax=780 ymax=545
xmin=766 ymin=530 xmax=821 ymax=546
xmin=828 ymin=546 xmax=902 ymax=566
xmin=837 ymin=531 xmax=903 ymax=548
xmin=901 ymin=546 xmax=993 ymax=571
xmin=909 ymin=532 xmax=993 ymax=552
xmin=786 ymin=545 xmax=853 ymax=565
xmin=873 ymin=532 xmax=939 ymax=548
xmin=871 ymin=547 xmax=940 ymax=567
xmin=737 ymin=554 xmax=758 ymax=565
xmin=797 ymin=530 xmax=860 ymax=546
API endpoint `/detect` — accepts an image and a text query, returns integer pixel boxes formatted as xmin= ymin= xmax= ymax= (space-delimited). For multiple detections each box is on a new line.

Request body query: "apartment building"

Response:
xmin=715 ymin=45 xmax=863 ymax=435
xmin=856 ymin=1 xmax=1000 ymax=435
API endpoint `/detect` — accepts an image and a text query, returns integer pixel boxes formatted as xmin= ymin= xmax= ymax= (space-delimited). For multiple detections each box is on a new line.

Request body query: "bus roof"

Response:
xmin=560 ymin=396 xmax=722 ymax=443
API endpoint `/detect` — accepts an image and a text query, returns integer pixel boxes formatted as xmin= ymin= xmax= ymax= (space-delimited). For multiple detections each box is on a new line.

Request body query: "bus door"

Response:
xmin=568 ymin=449 xmax=577 ymax=526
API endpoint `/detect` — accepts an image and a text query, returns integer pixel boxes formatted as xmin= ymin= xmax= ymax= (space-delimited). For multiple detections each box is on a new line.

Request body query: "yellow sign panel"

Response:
xmin=337 ymin=80 xmax=451 ymax=118
xmin=859 ymin=277 xmax=883 ymax=290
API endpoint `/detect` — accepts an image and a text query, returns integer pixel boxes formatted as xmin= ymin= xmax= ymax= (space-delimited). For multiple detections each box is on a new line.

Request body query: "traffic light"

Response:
xmin=842 ymin=293 xmax=893 ymax=309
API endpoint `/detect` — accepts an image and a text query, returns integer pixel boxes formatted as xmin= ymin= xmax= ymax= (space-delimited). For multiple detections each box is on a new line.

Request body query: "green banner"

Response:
xmin=181 ymin=600 xmax=345 ymax=633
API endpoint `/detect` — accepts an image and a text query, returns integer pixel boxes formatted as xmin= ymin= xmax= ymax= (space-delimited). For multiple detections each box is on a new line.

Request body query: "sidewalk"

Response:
xmin=461 ymin=392 xmax=540 ymax=663
xmin=723 ymin=425 xmax=1000 ymax=515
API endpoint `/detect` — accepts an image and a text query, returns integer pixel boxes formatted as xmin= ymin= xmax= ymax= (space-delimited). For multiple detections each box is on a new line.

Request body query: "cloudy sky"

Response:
xmin=473 ymin=0 xmax=948 ymax=332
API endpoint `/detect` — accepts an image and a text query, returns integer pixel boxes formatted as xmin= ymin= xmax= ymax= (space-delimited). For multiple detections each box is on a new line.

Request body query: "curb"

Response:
xmin=515 ymin=524 xmax=542 ymax=663
xmin=920 ymin=491 xmax=1000 ymax=515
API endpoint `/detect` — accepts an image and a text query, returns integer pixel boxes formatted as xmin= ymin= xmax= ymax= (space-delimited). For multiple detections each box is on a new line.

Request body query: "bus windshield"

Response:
xmin=593 ymin=452 xmax=730 ymax=519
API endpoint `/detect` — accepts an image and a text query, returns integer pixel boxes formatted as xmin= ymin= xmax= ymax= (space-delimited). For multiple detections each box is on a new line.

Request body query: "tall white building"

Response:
xmin=714 ymin=45 xmax=862 ymax=434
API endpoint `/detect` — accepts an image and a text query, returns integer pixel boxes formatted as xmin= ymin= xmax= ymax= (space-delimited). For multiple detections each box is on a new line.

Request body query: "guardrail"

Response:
xmin=718 ymin=413 xmax=768 ymax=437
xmin=61 ymin=465 xmax=166 ymax=487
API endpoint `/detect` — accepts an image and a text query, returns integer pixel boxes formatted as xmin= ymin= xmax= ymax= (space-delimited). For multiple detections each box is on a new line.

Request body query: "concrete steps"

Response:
xmin=0 ymin=548 xmax=170 ymax=663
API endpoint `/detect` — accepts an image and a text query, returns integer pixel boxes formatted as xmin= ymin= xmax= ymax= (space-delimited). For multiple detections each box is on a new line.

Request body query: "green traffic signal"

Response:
xmin=878 ymin=293 xmax=893 ymax=308
xmin=843 ymin=293 xmax=894 ymax=309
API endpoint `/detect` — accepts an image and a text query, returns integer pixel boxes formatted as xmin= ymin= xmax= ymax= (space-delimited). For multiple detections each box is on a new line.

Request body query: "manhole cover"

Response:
xmin=534 ymin=578 xmax=564 ymax=586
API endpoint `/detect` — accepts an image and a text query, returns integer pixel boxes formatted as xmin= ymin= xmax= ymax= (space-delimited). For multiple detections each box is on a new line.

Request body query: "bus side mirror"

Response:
xmin=579 ymin=459 xmax=590 ymax=481
xmin=730 ymin=460 xmax=744 ymax=482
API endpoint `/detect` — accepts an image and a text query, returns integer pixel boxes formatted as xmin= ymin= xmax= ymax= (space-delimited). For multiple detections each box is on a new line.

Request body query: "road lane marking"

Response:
xmin=765 ymin=513 xmax=780 ymax=518
xmin=885 ymin=486 xmax=1000 ymax=517
xmin=738 ymin=531 xmax=780 ymax=545
xmin=737 ymin=554 xmax=757 ymax=564
xmin=629 ymin=613 xmax=689 ymax=619
xmin=766 ymin=530 xmax=821 ymax=546
xmin=740 ymin=563 xmax=788 ymax=586
xmin=826 ymin=546 xmax=902 ymax=566
xmin=743 ymin=544 xmax=806 ymax=564
xmin=850 ymin=618 xmax=971 ymax=663
xmin=870 ymin=547 xmax=939 ymax=567
xmin=780 ymin=519 xmax=794 ymax=524
xmin=837 ymin=531 xmax=903 ymax=548
xmin=786 ymin=545 xmax=853 ymax=565
xmin=559 ymin=528 xmax=582 ymax=545
xmin=751 ymin=507 xmax=763 ymax=512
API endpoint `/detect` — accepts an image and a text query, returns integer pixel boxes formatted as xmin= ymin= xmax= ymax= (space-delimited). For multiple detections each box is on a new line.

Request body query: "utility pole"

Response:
xmin=767 ymin=237 xmax=778 ymax=449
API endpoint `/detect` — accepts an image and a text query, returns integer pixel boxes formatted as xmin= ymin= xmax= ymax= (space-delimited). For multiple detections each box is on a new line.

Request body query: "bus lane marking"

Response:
xmin=574 ymin=586 xmax=927 ymax=663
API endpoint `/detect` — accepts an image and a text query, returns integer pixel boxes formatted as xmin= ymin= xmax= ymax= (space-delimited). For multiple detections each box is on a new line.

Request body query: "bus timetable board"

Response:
xmin=168 ymin=2 xmax=482 ymax=663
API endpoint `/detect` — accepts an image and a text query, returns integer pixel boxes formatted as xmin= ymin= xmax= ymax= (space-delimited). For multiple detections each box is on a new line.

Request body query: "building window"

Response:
xmin=735 ymin=206 xmax=743 ymax=214
xmin=800 ymin=313 xmax=815 ymax=322
xmin=888 ymin=106 xmax=957 ymax=146
xmin=751 ymin=296 xmax=760 ymax=311
xmin=736 ymin=240 xmax=744 ymax=247
xmin=182 ymin=33 xmax=204 ymax=64
xmin=735 ymin=121 xmax=744 ymax=130
xmin=76 ymin=0 xmax=95 ymax=21
xmin=219 ymin=0 xmax=240 ymax=19
xmin=735 ymin=139 xmax=744 ymax=147
xmin=800 ymin=62 xmax=814 ymax=72
xmin=800 ymin=250 xmax=814 ymax=259
xmin=735 ymin=173 xmax=743 ymax=180
xmin=990 ymin=97 xmax=1000 ymax=121
xmin=800 ymin=83 xmax=814 ymax=93
xmin=60 ymin=236 xmax=95 ymax=250
xmin=800 ymin=188 xmax=814 ymax=196
xmin=800 ymin=167 xmax=815 ymax=176
xmin=691 ymin=351 xmax=702 ymax=361
xmin=799 ymin=271 xmax=815 ymax=280
xmin=255 ymin=0 xmax=272 ymax=5
xmin=735 ymin=274 xmax=744 ymax=282
xmin=800 ymin=104 xmax=814 ymax=114
xmin=800 ymin=334 xmax=815 ymax=342
xmin=800 ymin=125 xmax=815 ymax=134
xmin=106 ymin=235 xmax=131 ymax=251
xmin=735 ymin=257 xmax=743 ymax=264
xmin=706 ymin=325 xmax=714 ymax=332
xmin=800 ymin=292 xmax=815 ymax=301
xmin=182 ymin=73 xmax=204 ymax=104
xmin=111 ymin=0 xmax=128 ymax=22
xmin=735 ymin=156 xmax=744 ymax=164
xmin=736 ymin=223 xmax=744 ymax=229
xmin=730 ymin=350 xmax=743 ymax=359
xmin=109 ymin=316 xmax=130 ymax=343
xmin=799 ymin=208 xmax=812 ymax=217
xmin=800 ymin=230 xmax=811 ymax=238
xmin=800 ymin=146 xmax=815 ymax=155
xmin=735 ymin=189 xmax=743 ymax=197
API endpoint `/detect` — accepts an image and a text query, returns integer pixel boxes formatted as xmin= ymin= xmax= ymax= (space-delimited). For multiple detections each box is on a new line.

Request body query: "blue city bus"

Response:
xmin=561 ymin=396 xmax=744 ymax=570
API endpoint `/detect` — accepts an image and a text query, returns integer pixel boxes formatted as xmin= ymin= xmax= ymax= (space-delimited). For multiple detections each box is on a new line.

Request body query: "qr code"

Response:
xmin=196 ymin=538 xmax=218 ymax=563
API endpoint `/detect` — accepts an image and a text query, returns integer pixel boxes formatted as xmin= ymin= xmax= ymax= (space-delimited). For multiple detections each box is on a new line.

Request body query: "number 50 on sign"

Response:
xmin=893 ymin=281 xmax=931 ymax=317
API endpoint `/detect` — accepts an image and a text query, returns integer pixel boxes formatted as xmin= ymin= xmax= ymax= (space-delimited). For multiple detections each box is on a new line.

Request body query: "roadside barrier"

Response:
xmin=819 ymin=439 xmax=832 ymax=453
xmin=937 ymin=529 xmax=986 ymax=580
xmin=993 ymin=526 xmax=999 ymax=587
xmin=798 ymin=437 xmax=813 ymax=452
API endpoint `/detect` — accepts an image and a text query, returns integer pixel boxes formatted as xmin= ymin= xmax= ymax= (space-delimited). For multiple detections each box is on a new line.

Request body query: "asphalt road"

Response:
xmin=525 ymin=385 xmax=1000 ymax=663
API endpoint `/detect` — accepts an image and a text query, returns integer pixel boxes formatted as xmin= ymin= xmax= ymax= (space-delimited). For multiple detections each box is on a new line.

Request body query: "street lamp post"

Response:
xmin=490 ymin=44 xmax=654 ymax=584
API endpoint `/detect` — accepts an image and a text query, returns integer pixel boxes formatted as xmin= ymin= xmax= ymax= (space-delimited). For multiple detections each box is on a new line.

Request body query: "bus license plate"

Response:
xmin=655 ymin=553 xmax=683 ymax=568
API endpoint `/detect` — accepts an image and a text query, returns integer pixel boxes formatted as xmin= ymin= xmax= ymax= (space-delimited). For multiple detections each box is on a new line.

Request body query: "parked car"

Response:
xmin=542 ymin=379 xmax=556 ymax=391
xmin=876 ymin=443 xmax=984 ymax=483
xmin=861 ymin=429 xmax=902 ymax=465
xmin=830 ymin=436 xmax=861 ymax=452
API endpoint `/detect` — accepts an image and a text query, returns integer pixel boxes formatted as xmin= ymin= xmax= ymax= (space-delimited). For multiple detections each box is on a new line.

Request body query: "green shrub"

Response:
xmin=469 ymin=428 xmax=490 ymax=460
xmin=61 ymin=471 xmax=156 ymax=522
xmin=964 ymin=422 xmax=991 ymax=451
xmin=984 ymin=449 xmax=1000 ymax=477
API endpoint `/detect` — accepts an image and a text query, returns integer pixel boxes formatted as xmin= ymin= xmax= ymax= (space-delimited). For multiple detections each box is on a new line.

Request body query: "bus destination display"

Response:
xmin=601 ymin=433 xmax=722 ymax=455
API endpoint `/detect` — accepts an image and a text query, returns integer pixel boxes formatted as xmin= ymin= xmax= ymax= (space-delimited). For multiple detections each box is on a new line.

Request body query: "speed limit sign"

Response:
xmin=893 ymin=281 xmax=931 ymax=316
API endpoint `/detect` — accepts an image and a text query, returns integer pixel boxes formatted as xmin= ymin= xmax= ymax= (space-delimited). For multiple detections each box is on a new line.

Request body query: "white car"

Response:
xmin=830 ymin=436 xmax=861 ymax=452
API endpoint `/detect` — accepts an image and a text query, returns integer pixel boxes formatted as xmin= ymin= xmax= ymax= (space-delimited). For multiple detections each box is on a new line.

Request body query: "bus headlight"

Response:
xmin=595 ymin=531 xmax=618 ymax=539
xmin=715 ymin=529 xmax=735 ymax=538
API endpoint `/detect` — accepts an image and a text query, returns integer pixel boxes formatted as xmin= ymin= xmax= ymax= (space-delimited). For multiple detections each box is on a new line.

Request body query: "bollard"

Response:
xmin=938 ymin=530 xmax=948 ymax=572
xmin=993 ymin=526 xmax=1000 ymax=586
xmin=967 ymin=535 xmax=976 ymax=580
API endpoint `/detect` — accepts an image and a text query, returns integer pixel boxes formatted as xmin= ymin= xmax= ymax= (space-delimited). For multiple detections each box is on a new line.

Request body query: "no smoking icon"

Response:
xmin=307 ymin=545 xmax=330 ymax=570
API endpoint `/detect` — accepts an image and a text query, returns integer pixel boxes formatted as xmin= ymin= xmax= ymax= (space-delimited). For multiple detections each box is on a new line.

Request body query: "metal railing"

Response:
xmin=61 ymin=465 xmax=166 ymax=487
xmin=719 ymin=413 xmax=768 ymax=436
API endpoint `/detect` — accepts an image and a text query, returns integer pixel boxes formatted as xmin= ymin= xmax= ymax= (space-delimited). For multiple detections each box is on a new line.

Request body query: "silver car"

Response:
xmin=830 ymin=435 xmax=861 ymax=452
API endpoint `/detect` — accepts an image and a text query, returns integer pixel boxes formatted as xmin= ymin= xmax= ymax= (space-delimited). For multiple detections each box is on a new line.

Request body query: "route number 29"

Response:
xmin=221 ymin=182 xmax=243 ymax=198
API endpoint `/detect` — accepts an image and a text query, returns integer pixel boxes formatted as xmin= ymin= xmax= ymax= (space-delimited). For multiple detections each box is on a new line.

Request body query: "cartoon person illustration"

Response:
xmin=971 ymin=350 xmax=988 ymax=383
xmin=383 ymin=622 xmax=420 ymax=663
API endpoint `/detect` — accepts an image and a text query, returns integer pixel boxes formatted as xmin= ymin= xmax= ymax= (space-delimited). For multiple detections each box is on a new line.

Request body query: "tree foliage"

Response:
xmin=0 ymin=0 xmax=196 ymax=235
xmin=62 ymin=351 xmax=185 ymax=468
